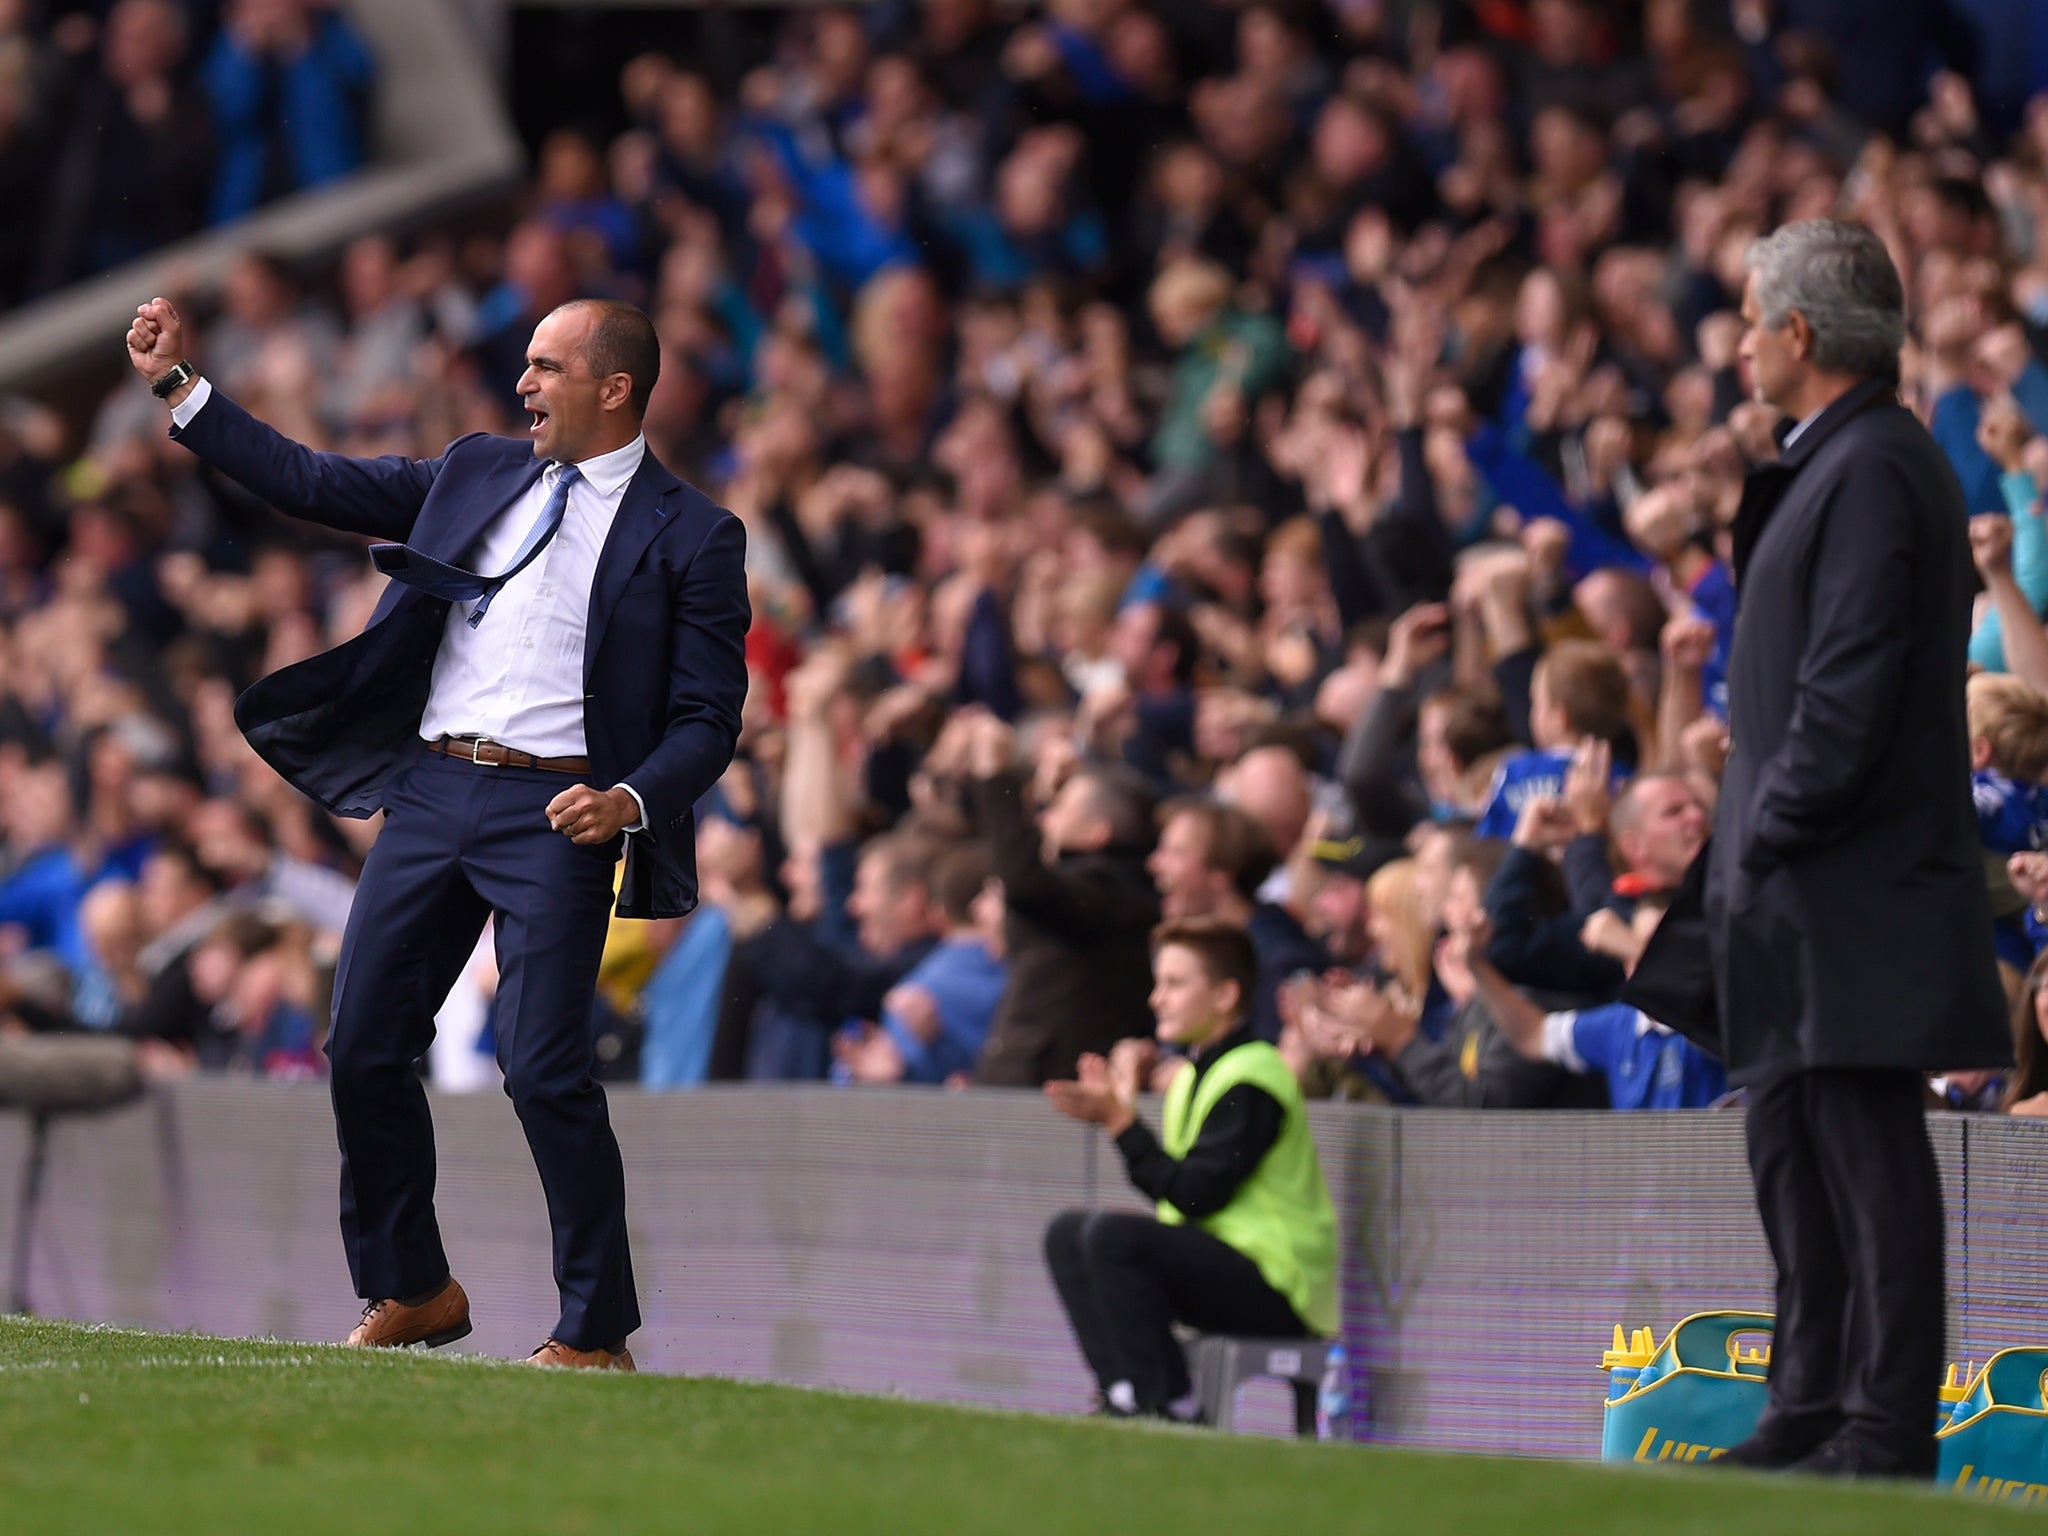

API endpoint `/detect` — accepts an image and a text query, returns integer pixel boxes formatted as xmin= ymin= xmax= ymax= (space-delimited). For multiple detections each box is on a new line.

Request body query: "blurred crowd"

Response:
xmin=0 ymin=0 xmax=375 ymax=306
xmin=6 ymin=0 xmax=2048 ymax=1115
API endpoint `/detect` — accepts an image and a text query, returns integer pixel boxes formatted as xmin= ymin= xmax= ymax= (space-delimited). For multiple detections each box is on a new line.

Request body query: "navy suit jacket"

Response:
xmin=173 ymin=390 xmax=750 ymax=919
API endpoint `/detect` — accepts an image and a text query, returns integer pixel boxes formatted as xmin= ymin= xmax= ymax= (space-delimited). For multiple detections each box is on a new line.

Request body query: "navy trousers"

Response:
xmin=1744 ymin=1069 xmax=1943 ymax=1472
xmin=328 ymin=747 xmax=640 ymax=1351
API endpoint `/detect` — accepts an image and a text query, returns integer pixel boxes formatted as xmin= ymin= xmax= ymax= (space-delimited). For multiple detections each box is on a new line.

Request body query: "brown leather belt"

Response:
xmin=426 ymin=736 xmax=589 ymax=774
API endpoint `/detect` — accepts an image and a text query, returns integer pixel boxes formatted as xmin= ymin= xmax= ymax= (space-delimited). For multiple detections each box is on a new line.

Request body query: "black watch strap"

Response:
xmin=150 ymin=361 xmax=197 ymax=400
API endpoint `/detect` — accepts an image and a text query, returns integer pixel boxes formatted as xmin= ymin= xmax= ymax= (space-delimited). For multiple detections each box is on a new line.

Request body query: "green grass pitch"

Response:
xmin=0 ymin=1317 xmax=2031 ymax=1534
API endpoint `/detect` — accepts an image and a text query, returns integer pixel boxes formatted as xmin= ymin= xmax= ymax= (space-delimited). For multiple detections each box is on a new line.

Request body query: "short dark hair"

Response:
xmin=149 ymin=839 xmax=227 ymax=898
xmin=1159 ymin=798 xmax=1278 ymax=899
xmin=567 ymin=299 xmax=660 ymax=418
xmin=1152 ymin=916 xmax=1258 ymax=1017
xmin=1426 ymin=688 xmax=1515 ymax=769
xmin=1075 ymin=764 xmax=1158 ymax=852
xmin=204 ymin=909 xmax=282 ymax=959
xmin=1071 ymin=497 xmax=1148 ymax=559
xmin=1536 ymin=639 xmax=1633 ymax=744
xmin=929 ymin=843 xmax=992 ymax=926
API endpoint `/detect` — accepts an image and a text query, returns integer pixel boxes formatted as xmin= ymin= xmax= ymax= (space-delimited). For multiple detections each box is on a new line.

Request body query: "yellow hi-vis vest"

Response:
xmin=1157 ymin=1038 xmax=1339 ymax=1337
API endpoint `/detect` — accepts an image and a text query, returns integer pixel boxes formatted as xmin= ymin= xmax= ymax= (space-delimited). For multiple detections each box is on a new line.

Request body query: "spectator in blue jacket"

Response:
xmin=202 ymin=0 xmax=374 ymax=223
xmin=732 ymin=831 xmax=945 ymax=1081
xmin=1967 ymin=395 xmax=2048 ymax=673
xmin=1458 ymin=901 xmax=1725 ymax=1111
xmin=836 ymin=844 xmax=1007 ymax=1086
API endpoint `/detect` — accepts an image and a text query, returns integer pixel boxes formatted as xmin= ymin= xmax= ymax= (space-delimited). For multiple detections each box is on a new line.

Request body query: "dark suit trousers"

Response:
xmin=1043 ymin=1211 xmax=1309 ymax=1411
xmin=328 ymin=749 xmax=639 ymax=1350
xmin=1745 ymin=1069 xmax=1943 ymax=1469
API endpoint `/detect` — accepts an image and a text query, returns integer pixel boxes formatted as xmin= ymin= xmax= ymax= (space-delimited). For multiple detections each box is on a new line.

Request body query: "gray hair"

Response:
xmin=1745 ymin=220 xmax=1906 ymax=381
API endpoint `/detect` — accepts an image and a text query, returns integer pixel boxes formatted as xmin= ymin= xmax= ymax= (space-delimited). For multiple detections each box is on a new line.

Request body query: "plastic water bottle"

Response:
xmin=1315 ymin=1344 xmax=1352 ymax=1441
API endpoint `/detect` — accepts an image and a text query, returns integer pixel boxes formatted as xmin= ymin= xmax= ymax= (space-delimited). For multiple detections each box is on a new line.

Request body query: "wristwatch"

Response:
xmin=150 ymin=360 xmax=198 ymax=400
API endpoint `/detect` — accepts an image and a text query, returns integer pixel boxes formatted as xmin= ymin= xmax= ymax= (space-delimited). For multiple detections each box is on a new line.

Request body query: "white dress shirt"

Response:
xmin=173 ymin=381 xmax=651 ymax=826
xmin=416 ymin=434 xmax=644 ymax=755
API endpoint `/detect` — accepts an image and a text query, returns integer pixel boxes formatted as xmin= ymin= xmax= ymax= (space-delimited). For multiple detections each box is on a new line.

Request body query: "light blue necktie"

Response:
xmin=370 ymin=463 xmax=581 ymax=628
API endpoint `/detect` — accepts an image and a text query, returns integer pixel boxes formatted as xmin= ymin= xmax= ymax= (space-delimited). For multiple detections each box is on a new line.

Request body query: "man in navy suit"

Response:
xmin=126 ymin=294 xmax=749 ymax=1369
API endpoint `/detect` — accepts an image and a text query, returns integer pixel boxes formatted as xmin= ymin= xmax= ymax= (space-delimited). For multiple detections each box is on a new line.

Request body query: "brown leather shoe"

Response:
xmin=345 ymin=1277 xmax=472 ymax=1349
xmin=523 ymin=1338 xmax=636 ymax=1371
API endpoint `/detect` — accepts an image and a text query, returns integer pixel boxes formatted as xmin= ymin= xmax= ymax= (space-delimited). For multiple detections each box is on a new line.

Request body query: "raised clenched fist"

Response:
xmin=126 ymin=297 xmax=189 ymax=388
xmin=1969 ymin=513 xmax=2014 ymax=581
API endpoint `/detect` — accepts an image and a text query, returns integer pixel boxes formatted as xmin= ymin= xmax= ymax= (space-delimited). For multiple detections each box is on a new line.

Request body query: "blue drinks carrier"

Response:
xmin=1937 ymin=1349 xmax=2048 ymax=1504
xmin=1601 ymin=1315 xmax=1987 ymax=1477
xmin=1600 ymin=1311 xmax=1774 ymax=1465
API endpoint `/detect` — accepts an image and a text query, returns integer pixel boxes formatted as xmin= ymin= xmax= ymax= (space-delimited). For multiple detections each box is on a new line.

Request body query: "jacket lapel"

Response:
xmin=584 ymin=449 xmax=682 ymax=686
xmin=1730 ymin=462 xmax=1793 ymax=586
xmin=361 ymin=448 xmax=541 ymax=629
xmin=426 ymin=452 xmax=545 ymax=564
xmin=1731 ymin=378 xmax=1895 ymax=585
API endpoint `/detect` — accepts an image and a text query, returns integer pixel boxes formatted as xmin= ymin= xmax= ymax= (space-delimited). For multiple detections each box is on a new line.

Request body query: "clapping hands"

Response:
xmin=1045 ymin=1051 xmax=1137 ymax=1132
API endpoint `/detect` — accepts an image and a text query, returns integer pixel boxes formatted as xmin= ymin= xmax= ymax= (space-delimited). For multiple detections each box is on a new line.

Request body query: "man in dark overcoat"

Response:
xmin=1632 ymin=219 xmax=2010 ymax=1478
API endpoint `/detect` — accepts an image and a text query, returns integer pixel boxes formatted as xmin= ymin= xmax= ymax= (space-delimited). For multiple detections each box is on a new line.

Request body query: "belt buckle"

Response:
xmin=469 ymin=736 xmax=496 ymax=767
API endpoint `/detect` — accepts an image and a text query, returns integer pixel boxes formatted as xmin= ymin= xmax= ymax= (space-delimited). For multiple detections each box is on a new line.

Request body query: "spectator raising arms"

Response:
xmin=203 ymin=0 xmax=374 ymax=222
xmin=9 ymin=2 xmax=2048 ymax=1172
xmin=966 ymin=711 xmax=1159 ymax=1086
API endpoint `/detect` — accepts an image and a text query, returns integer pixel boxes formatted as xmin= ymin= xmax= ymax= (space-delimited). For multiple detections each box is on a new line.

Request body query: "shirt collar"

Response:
xmin=555 ymin=435 xmax=646 ymax=502
xmin=1780 ymin=407 xmax=1824 ymax=449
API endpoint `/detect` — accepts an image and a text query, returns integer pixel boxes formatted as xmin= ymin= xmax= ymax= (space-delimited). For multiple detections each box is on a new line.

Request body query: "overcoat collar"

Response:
xmin=1731 ymin=378 xmax=1895 ymax=583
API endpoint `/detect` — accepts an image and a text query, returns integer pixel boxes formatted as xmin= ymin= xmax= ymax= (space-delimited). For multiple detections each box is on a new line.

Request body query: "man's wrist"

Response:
xmin=151 ymin=360 xmax=199 ymax=405
xmin=1103 ymin=1105 xmax=1137 ymax=1138
xmin=611 ymin=784 xmax=647 ymax=834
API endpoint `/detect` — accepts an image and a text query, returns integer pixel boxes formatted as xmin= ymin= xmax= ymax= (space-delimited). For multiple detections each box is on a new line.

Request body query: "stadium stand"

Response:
xmin=0 ymin=0 xmax=2045 ymax=1130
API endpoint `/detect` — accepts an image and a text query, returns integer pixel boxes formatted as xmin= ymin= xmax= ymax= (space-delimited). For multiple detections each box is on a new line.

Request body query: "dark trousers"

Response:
xmin=1043 ymin=1210 xmax=1309 ymax=1410
xmin=328 ymin=749 xmax=639 ymax=1351
xmin=1745 ymin=1069 xmax=1944 ymax=1470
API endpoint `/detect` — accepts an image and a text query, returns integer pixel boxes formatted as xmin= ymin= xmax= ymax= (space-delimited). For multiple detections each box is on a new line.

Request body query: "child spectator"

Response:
xmin=1042 ymin=918 xmax=1336 ymax=1420
xmin=1967 ymin=672 xmax=2048 ymax=976
xmin=1474 ymin=639 xmax=1632 ymax=840
xmin=1968 ymin=673 xmax=2048 ymax=857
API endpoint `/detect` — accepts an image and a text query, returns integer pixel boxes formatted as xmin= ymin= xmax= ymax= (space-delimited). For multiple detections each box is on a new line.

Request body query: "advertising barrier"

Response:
xmin=4 ymin=1084 xmax=2042 ymax=1457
